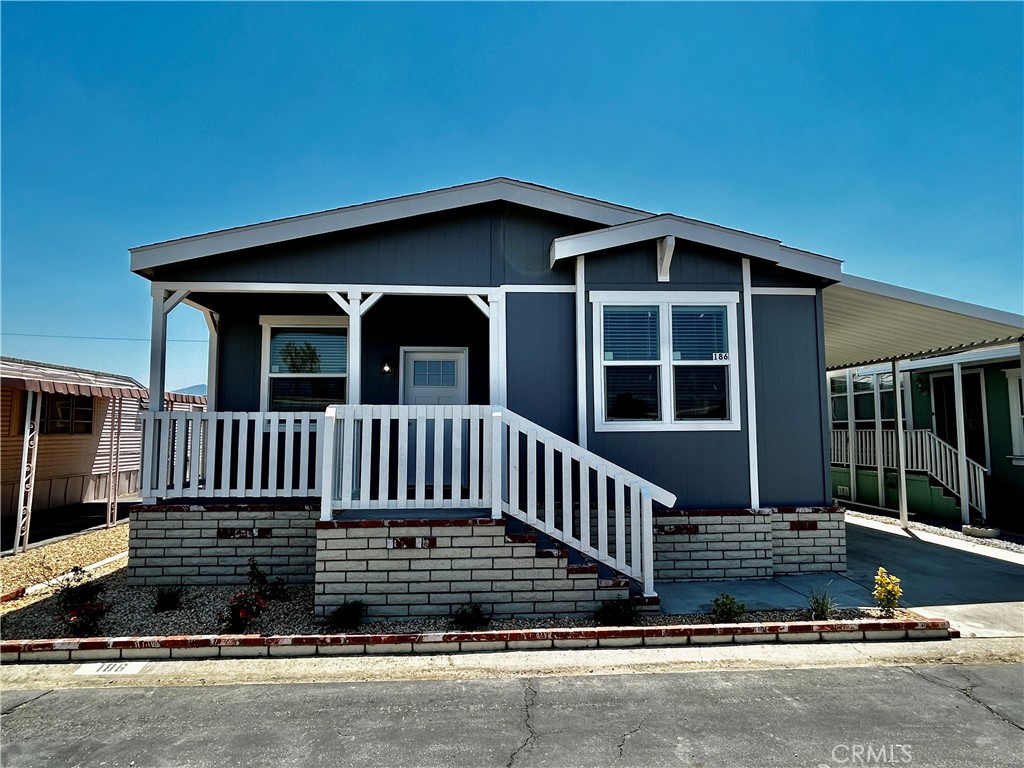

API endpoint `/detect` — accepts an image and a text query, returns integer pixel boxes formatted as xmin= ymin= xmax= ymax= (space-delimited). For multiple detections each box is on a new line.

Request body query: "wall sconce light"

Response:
xmin=381 ymin=359 xmax=393 ymax=375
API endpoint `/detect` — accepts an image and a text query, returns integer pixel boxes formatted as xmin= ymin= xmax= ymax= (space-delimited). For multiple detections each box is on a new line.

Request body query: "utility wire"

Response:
xmin=1 ymin=332 xmax=205 ymax=342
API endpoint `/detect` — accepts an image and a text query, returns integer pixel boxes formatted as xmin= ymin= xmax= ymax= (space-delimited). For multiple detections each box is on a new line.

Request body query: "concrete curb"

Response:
xmin=0 ymin=617 xmax=957 ymax=663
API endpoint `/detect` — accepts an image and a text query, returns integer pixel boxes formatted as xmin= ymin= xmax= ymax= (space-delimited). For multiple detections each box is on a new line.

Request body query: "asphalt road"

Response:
xmin=2 ymin=662 xmax=1022 ymax=768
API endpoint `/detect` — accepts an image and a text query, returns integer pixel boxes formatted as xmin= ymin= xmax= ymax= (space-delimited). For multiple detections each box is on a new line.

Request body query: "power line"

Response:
xmin=1 ymin=332 xmax=206 ymax=343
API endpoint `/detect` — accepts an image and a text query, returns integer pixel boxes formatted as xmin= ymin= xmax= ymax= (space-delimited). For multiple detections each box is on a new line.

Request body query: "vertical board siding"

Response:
xmin=505 ymin=292 xmax=577 ymax=440
xmin=753 ymin=294 xmax=829 ymax=505
xmin=586 ymin=240 xmax=744 ymax=288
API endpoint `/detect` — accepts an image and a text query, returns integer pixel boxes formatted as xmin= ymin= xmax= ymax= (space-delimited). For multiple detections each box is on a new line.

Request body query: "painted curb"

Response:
xmin=0 ymin=617 xmax=955 ymax=664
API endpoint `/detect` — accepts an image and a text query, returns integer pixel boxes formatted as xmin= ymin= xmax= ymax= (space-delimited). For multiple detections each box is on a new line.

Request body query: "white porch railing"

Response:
xmin=320 ymin=404 xmax=677 ymax=595
xmin=830 ymin=428 xmax=986 ymax=514
xmin=140 ymin=411 xmax=325 ymax=499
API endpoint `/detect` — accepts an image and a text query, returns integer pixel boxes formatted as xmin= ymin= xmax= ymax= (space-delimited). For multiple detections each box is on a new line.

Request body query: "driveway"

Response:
xmin=657 ymin=517 xmax=1024 ymax=638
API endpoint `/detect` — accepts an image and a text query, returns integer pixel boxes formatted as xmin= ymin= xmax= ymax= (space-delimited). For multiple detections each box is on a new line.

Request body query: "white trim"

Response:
xmin=348 ymin=293 xmax=362 ymax=405
xmin=360 ymin=292 xmax=384 ymax=315
xmin=500 ymin=284 xmax=576 ymax=293
xmin=750 ymin=287 xmax=817 ymax=296
xmin=656 ymin=236 xmax=675 ymax=283
xmin=849 ymin=344 xmax=1024 ymax=375
xmin=575 ymin=257 xmax=588 ymax=449
xmin=258 ymin=315 xmax=350 ymax=411
xmin=149 ymin=290 xmax=167 ymax=412
xmin=203 ymin=310 xmax=219 ymax=411
xmin=591 ymin=291 xmax=742 ymax=433
xmin=398 ymin=347 xmax=470 ymax=406
xmin=163 ymin=289 xmax=190 ymax=313
xmin=892 ymin=359 xmax=909 ymax=528
xmin=742 ymin=259 xmax=759 ymax=509
xmin=327 ymin=291 xmax=351 ymax=314
xmin=498 ymin=297 xmax=508 ymax=407
xmin=1004 ymin=367 xmax=1024 ymax=461
xmin=130 ymin=178 xmax=651 ymax=271
xmin=487 ymin=298 xmax=501 ymax=405
xmin=467 ymin=294 xmax=491 ymax=318
xmin=952 ymin=362 xmax=971 ymax=524
xmin=930 ymin=369 xmax=990 ymax=471
xmin=151 ymin=281 xmax=503 ymax=298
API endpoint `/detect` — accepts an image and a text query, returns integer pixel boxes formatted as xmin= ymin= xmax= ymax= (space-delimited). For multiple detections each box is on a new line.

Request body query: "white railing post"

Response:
xmin=641 ymin=488 xmax=655 ymax=597
xmin=490 ymin=411 xmax=503 ymax=519
xmin=320 ymin=406 xmax=338 ymax=522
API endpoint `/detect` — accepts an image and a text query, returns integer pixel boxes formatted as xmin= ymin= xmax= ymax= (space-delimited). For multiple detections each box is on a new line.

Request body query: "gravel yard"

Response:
xmin=0 ymin=523 xmax=129 ymax=594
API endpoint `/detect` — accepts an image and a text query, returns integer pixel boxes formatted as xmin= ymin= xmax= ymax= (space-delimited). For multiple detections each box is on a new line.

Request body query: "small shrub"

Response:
xmin=807 ymin=581 xmax=837 ymax=621
xmin=594 ymin=598 xmax=639 ymax=627
xmin=326 ymin=600 xmax=367 ymax=632
xmin=247 ymin=557 xmax=289 ymax=601
xmin=154 ymin=587 xmax=184 ymax=613
xmin=711 ymin=593 xmax=746 ymax=623
xmin=452 ymin=603 xmax=490 ymax=631
xmin=54 ymin=566 xmax=109 ymax=636
xmin=224 ymin=591 xmax=268 ymax=633
xmin=873 ymin=567 xmax=902 ymax=618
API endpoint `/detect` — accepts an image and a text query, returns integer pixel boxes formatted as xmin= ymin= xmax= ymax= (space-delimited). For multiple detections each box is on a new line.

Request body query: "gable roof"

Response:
xmin=130 ymin=178 xmax=653 ymax=272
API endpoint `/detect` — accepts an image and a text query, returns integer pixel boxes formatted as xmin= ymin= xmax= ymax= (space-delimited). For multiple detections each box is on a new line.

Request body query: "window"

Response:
xmin=828 ymin=370 xmax=907 ymax=432
xmin=1006 ymin=369 xmax=1024 ymax=464
xmin=41 ymin=393 xmax=94 ymax=435
xmin=260 ymin=316 xmax=348 ymax=411
xmin=592 ymin=292 xmax=740 ymax=431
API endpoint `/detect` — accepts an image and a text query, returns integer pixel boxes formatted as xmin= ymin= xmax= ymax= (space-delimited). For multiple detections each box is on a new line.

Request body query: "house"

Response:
xmin=828 ymin=344 xmax=1024 ymax=528
xmin=0 ymin=357 xmax=205 ymax=551
xmin=126 ymin=178 xmax=1023 ymax=619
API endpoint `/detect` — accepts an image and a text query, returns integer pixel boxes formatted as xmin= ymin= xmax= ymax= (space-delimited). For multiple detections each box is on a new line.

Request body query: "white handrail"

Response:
xmin=829 ymin=428 xmax=986 ymax=513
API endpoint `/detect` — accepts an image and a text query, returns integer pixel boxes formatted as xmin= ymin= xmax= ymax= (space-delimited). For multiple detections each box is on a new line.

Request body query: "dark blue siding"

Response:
xmin=586 ymin=241 xmax=743 ymax=289
xmin=505 ymin=293 xmax=576 ymax=440
xmin=753 ymin=293 xmax=829 ymax=506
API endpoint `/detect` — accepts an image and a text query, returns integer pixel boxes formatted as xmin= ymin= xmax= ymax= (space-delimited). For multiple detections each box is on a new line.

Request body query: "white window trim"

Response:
xmin=590 ymin=291 xmax=741 ymax=432
xmin=1005 ymin=368 xmax=1024 ymax=465
xmin=259 ymin=315 xmax=349 ymax=411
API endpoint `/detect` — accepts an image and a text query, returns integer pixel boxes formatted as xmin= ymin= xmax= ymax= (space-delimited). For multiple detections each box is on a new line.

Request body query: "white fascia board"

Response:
xmin=549 ymin=215 xmax=843 ymax=281
xmin=834 ymin=274 xmax=1024 ymax=330
xmin=847 ymin=344 xmax=1022 ymax=376
xmin=130 ymin=178 xmax=651 ymax=273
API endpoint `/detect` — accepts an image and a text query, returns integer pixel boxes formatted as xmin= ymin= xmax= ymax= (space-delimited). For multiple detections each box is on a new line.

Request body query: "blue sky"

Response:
xmin=2 ymin=2 xmax=1021 ymax=391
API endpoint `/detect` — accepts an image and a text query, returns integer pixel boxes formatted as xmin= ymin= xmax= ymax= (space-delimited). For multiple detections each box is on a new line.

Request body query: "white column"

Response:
xmin=488 ymin=296 xmax=502 ymax=406
xmin=741 ymin=259 xmax=760 ymax=509
xmin=347 ymin=292 xmax=362 ymax=405
xmin=575 ymin=257 xmax=588 ymax=449
xmin=873 ymin=373 xmax=884 ymax=507
xmin=203 ymin=310 xmax=219 ymax=411
xmin=893 ymin=361 xmax=909 ymax=528
xmin=149 ymin=288 xmax=168 ymax=412
xmin=846 ymin=369 xmax=857 ymax=501
xmin=953 ymin=361 xmax=971 ymax=525
xmin=13 ymin=391 xmax=42 ymax=552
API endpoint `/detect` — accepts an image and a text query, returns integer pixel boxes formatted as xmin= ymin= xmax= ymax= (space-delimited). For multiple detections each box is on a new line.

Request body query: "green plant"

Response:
xmin=594 ymin=598 xmax=639 ymax=627
xmin=54 ymin=566 xmax=109 ymax=636
xmin=326 ymin=600 xmax=367 ymax=632
xmin=153 ymin=587 xmax=184 ymax=613
xmin=807 ymin=581 xmax=837 ymax=621
xmin=873 ymin=567 xmax=902 ymax=618
xmin=711 ymin=593 xmax=746 ymax=623
xmin=247 ymin=558 xmax=289 ymax=601
xmin=224 ymin=591 xmax=268 ymax=633
xmin=452 ymin=603 xmax=490 ymax=631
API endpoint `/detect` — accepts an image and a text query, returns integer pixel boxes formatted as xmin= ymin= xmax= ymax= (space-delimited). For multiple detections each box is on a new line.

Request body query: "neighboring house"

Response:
xmin=828 ymin=345 xmax=1024 ymax=528
xmin=0 ymin=357 xmax=205 ymax=550
xmin=126 ymin=178 xmax=1023 ymax=618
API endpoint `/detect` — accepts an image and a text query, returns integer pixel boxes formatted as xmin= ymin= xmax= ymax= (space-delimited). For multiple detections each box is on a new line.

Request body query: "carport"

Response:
xmin=823 ymin=275 xmax=1023 ymax=526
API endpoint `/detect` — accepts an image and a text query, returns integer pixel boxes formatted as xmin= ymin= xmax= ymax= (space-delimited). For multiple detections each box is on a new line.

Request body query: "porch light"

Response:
xmin=381 ymin=359 xmax=393 ymax=374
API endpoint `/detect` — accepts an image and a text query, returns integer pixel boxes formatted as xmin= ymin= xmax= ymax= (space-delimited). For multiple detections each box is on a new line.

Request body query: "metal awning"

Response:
xmin=823 ymin=275 xmax=1023 ymax=370
xmin=0 ymin=357 xmax=148 ymax=399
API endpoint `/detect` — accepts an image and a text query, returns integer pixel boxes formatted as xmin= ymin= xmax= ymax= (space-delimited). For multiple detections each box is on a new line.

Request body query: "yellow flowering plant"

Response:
xmin=873 ymin=567 xmax=902 ymax=618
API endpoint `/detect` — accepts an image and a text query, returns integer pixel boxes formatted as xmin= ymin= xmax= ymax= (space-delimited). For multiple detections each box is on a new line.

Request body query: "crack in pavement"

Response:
xmin=904 ymin=666 xmax=1023 ymax=732
xmin=616 ymin=714 xmax=647 ymax=758
xmin=506 ymin=679 xmax=538 ymax=768
xmin=1 ymin=689 xmax=52 ymax=717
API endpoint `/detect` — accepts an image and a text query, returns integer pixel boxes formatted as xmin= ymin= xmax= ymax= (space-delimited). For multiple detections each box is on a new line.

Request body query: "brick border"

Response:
xmin=0 ymin=618 xmax=956 ymax=663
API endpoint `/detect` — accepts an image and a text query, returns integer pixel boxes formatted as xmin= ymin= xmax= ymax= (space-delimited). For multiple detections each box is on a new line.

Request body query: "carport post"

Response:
xmin=952 ymin=362 xmax=971 ymax=525
xmin=13 ymin=390 xmax=42 ymax=553
xmin=846 ymin=370 xmax=857 ymax=502
xmin=892 ymin=360 xmax=909 ymax=528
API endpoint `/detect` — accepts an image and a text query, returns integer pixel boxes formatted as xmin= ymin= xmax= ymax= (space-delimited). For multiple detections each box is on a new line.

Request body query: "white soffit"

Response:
xmin=130 ymin=178 xmax=652 ymax=272
xmin=823 ymin=275 xmax=1024 ymax=369
xmin=549 ymin=215 xmax=843 ymax=280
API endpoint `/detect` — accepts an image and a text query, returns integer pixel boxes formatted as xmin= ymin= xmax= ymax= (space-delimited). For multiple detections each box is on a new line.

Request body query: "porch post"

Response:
xmin=846 ymin=369 xmax=857 ymax=502
xmin=347 ymin=292 xmax=362 ymax=405
xmin=892 ymin=361 xmax=909 ymax=528
xmin=873 ymin=373 xmax=884 ymax=507
xmin=741 ymin=258 xmax=760 ymax=510
xmin=13 ymin=390 xmax=42 ymax=553
xmin=149 ymin=288 xmax=168 ymax=412
xmin=203 ymin=310 xmax=219 ymax=411
xmin=488 ymin=295 xmax=505 ymax=407
xmin=952 ymin=361 xmax=971 ymax=525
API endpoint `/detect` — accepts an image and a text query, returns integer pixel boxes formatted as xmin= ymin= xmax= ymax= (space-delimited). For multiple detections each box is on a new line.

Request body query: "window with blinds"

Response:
xmin=595 ymin=295 xmax=739 ymax=430
xmin=266 ymin=325 xmax=348 ymax=411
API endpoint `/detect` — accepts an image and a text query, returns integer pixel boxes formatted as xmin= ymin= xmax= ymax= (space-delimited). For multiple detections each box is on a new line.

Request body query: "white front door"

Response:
xmin=401 ymin=348 xmax=469 ymax=406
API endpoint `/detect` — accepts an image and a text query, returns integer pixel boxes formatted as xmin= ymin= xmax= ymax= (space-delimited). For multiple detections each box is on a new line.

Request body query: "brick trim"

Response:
xmin=316 ymin=518 xmax=504 ymax=529
xmin=133 ymin=502 xmax=319 ymax=513
xmin=789 ymin=521 xmax=818 ymax=531
xmin=0 ymin=618 xmax=955 ymax=663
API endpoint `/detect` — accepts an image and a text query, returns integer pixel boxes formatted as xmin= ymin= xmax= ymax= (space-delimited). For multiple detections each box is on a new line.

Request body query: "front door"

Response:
xmin=400 ymin=348 xmax=469 ymax=499
xmin=932 ymin=371 xmax=987 ymax=467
